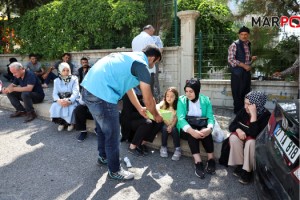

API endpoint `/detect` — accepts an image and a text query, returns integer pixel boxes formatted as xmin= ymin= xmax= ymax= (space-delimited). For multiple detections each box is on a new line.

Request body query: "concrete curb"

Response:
xmin=0 ymin=94 xmax=223 ymax=159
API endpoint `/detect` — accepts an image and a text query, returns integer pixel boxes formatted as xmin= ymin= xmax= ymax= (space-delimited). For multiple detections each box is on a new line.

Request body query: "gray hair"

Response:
xmin=9 ymin=62 xmax=24 ymax=70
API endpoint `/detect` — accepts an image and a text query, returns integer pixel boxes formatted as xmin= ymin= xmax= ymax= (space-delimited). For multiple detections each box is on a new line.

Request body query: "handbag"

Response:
xmin=58 ymin=92 xmax=72 ymax=99
xmin=185 ymin=99 xmax=208 ymax=129
xmin=186 ymin=116 xmax=208 ymax=129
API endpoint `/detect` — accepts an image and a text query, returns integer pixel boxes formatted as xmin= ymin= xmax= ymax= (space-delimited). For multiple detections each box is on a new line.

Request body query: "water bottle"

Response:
xmin=124 ymin=157 xmax=132 ymax=168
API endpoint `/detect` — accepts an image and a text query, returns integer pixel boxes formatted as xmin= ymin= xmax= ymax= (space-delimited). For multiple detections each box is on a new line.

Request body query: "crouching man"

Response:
xmin=2 ymin=62 xmax=45 ymax=123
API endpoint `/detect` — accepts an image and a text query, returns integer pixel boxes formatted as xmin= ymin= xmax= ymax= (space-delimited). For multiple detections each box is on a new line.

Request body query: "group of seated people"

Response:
xmin=1 ymin=54 xmax=271 ymax=184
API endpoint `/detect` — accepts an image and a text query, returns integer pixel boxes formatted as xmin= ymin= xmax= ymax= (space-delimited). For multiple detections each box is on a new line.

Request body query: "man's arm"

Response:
xmin=139 ymin=81 xmax=162 ymax=122
xmin=4 ymin=83 xmax=34 ymax=93
xmin=126 ymin=89 xmax=147 ymax=118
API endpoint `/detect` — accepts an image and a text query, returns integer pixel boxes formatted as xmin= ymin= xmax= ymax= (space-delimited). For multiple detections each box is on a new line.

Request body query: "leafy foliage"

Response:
xmin=252 ymin=32 xmax=299 ymax=78
xmin=166 ymin=0 xmax=236 ymax=77
xmin=236 ymin=0 xmax=299 ymax=18
xmin=9 ymin=0 xmax=147 ymax=59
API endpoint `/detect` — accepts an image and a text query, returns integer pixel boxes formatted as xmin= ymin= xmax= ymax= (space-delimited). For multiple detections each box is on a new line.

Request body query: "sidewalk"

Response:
xmin=0 ymin=74 xmax=235 ymax=158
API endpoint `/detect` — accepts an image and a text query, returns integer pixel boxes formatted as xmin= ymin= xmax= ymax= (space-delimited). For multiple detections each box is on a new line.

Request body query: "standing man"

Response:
xmin=132 ymin=25 xmax=161 ymax=101
xmin=81 ymin=45 xmax=163 ymax=181
xmin=228 ymin=26 xmax=257 ymax=114
xmin=2 ymin=62 xmax=45 ymax=122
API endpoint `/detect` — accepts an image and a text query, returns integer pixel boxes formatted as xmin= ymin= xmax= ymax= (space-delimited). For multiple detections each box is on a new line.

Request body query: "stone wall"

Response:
xmin=1 ymin=49 xmax=298 ymax=111
xmin=200 ymin=79 xmax=298 ymax=111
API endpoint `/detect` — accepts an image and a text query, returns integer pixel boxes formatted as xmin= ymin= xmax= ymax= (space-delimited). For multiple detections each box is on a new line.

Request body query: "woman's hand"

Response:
xmin=58 ymin=99 xmax=71 ymax=107
xmin=187 ymin=128 xmax=202 ymax=139
xmin=199 ymin=127 xmax=212 ymax=138
xmin=236 ymin=128 xmax=246 ymax=140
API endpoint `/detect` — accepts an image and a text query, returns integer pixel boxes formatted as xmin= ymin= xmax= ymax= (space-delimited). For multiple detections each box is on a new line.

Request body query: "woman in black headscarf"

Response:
xmin=176 ymin=78 xmax=215 ymax=179
xmin=228 ymin=91 xmax=271 ymax=184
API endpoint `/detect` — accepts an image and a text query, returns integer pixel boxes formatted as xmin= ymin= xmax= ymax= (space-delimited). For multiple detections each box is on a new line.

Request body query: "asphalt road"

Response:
xmin=0 ymin=108 xmax=257 ymax=200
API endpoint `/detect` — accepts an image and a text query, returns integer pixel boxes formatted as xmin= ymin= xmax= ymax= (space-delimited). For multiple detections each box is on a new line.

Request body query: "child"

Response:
xmin=158 ymin=87 xmax=181 ymax=161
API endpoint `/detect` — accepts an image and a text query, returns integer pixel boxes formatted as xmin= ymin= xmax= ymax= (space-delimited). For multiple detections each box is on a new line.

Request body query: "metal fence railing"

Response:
xmin=195 ymin=31 xmax=300 ymax=80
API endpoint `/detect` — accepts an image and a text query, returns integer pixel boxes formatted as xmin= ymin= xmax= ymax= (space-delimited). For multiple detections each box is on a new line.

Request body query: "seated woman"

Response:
xmin=122 ymin=87 xmax=163 ymax=157
xmin=177 ymin=78 xmax=215 ymax=179
xmin=228 ymin=91 xmax=270 ymax=185
xmin=49 ymin=62 xmax=80 ymax=131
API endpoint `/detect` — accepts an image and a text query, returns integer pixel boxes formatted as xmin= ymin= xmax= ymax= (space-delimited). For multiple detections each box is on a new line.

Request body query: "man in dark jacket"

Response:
xmin=2 ymin=62 xmax=45 ymax=122
xmin=228 ymin=26 xmax=257 ymax=114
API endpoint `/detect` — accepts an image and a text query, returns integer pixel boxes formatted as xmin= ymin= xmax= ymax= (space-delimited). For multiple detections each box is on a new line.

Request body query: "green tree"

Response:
xmin=9 ymin=0 xmax=147 ymax=59
xmin=164 ymin=0 xmax=235 ymax=77
xmin=236 ymin=0 xmax=299 ymax=18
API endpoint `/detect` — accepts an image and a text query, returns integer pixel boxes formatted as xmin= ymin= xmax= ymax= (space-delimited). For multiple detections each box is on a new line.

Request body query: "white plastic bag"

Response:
xmin=212 ymin=120 xmax=224 ymax=143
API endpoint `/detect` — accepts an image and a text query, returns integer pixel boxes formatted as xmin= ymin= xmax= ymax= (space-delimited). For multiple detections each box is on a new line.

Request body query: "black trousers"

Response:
xmin=180 ymin=129 xmax=214 ymax=154
xmin=74 ymin=104 xmax=93 ymax=131
xmin=131 ymin=118 xmax=163 ymax=146
xmin=231 ymin=69 xmax=251 ymax=114
xmin=7 ymin=91 xmax=44 ymax=112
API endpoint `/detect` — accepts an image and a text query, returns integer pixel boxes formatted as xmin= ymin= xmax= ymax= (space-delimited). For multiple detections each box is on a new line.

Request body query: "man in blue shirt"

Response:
xmin=81 ymin=44 xmax=163 ymax=181
xmin=2 ymin=62 xmax=45 ymax=123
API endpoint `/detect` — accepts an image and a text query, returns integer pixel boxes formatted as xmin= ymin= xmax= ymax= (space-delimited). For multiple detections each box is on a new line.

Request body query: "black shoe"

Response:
xmin=233 ymin=165 xmax=243 ymax=177
xmin=128 ymin=147 xmax=144 ymax=157
xmin=239 ymin=171 xmax=252 ymax=184
xmin=138 ymin=144 xmax=149 ymax=156
xmin=120 ymin=136 xmax=127 ymax=142
xmin=23 ymin=111 xmax=37 ymax=123
xmin=10 ymin=111 xmax=26 ymax=118
xmin=77 ymin=132 xmax=87 ymax=142
xmin=195 ymin=162 xmax=205 ymax=179
xmin=206 ymin=159 xmax=216 ymax=175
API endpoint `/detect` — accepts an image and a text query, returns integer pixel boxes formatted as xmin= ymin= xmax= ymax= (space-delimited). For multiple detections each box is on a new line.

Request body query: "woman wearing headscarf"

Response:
xmin=49 ymin=62 xmax=80 ymax=132
xmin=176 ymin=78 xmax=215 ymax=179
xmin=228 ymin=91 xmax=270 ymax=184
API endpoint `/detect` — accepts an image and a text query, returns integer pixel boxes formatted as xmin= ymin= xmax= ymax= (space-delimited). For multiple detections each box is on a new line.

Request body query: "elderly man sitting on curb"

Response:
xmin=2 ymin=62 xmax=45 ymax=123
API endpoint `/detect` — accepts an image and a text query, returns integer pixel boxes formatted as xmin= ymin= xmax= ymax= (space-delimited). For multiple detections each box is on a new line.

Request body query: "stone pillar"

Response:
xmin=177 ymin=10 xmax=200 ymax=94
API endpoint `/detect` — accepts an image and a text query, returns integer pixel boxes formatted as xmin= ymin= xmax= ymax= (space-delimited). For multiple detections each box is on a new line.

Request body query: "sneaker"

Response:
xmin=171 ymin=148 xmax=181 ymax=161
xmin=239 ymin=171 xmax=252 ymax=185
xmin=67 ymin=125 xmax=74 ymax=131
xmin=42 ymin=83 xmax=48 ymax=88
xmin=128 ymin=147 xmax=144 ymax=157
xmin=108 ymin=168 xmax=134 ymax=180
xmin=97 ymin=156 xmax=108 ymax=165
xmin=160 ymin=146 xmax=168 ymax=158
xmin=77 ymin=132 xmax=87 ymax=142
xmin=58 ymin=125 xmax=65 ymax=132
xmin=195 ymin=162 xmax=205 ymax=179
xmin=233 ymin=165 xmax=243 ymax=177
xmin=206 ymin=159 xmax=216 ymax=175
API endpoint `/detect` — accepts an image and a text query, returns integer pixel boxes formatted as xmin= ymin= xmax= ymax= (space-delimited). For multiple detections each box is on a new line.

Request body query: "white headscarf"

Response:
xmin=58 ymin=62 xmax=72 ymax=83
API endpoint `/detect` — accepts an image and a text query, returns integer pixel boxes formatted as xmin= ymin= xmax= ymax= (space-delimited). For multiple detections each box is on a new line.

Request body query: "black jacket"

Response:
xmin=229 ymin=108 xmax=271 ymax=138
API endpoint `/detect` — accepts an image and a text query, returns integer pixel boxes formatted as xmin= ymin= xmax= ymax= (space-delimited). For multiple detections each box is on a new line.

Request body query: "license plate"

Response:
xmin=274 ymin=126 xmax=300 ymax=164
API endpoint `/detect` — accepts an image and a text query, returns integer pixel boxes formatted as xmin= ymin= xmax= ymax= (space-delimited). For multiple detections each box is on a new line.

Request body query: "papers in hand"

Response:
xmin=146 ymin=109 xmax=172 ymax=121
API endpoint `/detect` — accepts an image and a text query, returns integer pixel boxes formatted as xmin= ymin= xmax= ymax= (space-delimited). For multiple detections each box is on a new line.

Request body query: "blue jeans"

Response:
xmin=82 ymin=89 xmax=120 ymax=173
